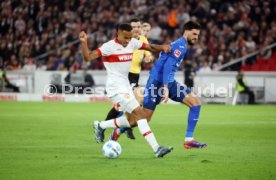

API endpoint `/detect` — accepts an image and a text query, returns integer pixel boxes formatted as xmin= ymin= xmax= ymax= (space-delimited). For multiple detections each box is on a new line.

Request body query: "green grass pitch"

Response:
xmin=0 ymin=102 xmax=275 ymax=180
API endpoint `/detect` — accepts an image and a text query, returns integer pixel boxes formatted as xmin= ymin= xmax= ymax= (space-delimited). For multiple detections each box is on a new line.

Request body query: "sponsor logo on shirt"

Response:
xmin=118 ymin=55 xmax=133 ymax=61
xmin=174 ymin=49 xmax=181 ymax=58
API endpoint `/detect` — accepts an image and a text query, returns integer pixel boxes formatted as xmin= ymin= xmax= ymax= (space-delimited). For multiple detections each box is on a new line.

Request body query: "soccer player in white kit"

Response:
xmin=79 ymin=24 xmax=173 ymax=157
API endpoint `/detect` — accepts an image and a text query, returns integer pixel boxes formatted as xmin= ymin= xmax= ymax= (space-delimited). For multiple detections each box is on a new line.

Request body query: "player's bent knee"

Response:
xmin=132 ymin=107 xmax=147 ymax=120
xmin=126 ymin=113 xmax=138 ymax=127
xmin=183 ymin=93 xmax=201 ymax=107
xmin=194 ymin=97 xmax=201 ymax=106
xmin=143 ymin=108 xmax=154 ymax=122
xmin=129 ymin=119 xmax=137 ymax=127
xmin=190 ymin=97 xmax=201 ymax=107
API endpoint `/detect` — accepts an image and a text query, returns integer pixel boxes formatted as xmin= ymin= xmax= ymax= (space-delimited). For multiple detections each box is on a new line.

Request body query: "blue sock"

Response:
xmin=185 ymin=105 xmax=201 ymax=139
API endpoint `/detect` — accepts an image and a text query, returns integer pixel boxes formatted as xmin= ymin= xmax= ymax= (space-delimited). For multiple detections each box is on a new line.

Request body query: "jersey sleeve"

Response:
xmin=168 ymin=42 xmax=183 ymax=59
xmin=98 ymin=42 xmax=112 ymax=56
xmin=139 ymin=36 xmax=150 ymax=55
xmin=131 ymin=38 xmax=146 ymax=50
xmin=162 ymin=56 xmax=178 ymax=85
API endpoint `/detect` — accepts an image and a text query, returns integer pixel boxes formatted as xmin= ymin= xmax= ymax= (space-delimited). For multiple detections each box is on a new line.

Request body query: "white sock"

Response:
xmin=99 ymin=117 xmax=130 ymax=129
xmin=137 ymin=119 xmax=159 ymax=152
xmin=185 ymin=137 xmax=194 ymax=142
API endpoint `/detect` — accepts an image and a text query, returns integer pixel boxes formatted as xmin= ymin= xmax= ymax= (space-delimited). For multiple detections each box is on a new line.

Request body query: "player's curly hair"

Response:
xmin=183 ymin=21 xmax=201 ymax=32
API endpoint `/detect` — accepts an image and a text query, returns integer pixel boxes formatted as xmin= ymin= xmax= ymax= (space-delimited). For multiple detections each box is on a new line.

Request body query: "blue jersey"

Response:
xmin=150 ymin=37 xmax=187 ymax=84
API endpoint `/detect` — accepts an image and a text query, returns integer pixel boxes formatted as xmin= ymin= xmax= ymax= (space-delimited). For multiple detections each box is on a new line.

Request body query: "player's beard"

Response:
xmin=187 ymin=36 xmax=197 ymax=45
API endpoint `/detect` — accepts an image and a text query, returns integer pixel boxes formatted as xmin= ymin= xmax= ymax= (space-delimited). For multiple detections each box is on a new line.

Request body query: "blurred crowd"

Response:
xmin=0 ymin=0 xmax=275 ymax=73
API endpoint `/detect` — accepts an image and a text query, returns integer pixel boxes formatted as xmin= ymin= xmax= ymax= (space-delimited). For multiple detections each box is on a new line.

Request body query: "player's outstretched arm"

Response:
xmin=79 ymin=31 xmax=100 ymax=61
xmin=142 ymin=44 xmax=171 ymax=53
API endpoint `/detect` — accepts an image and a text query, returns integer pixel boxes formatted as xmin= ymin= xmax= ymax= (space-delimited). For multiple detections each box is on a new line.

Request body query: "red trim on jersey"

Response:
xmin=140 ymin=42 xmax=147 ymax=49
xmin=114 ymin=118 xmax=119 ymax=128
xmin=114 ymin=38 xmax=123 ymax=45
xmin=102 ymin=53 xmax=133 ymax=63
xmin=96 ymin=48 xmax=102 ymax=57
xmin=143 ymin=130 xmax=152 ymax=137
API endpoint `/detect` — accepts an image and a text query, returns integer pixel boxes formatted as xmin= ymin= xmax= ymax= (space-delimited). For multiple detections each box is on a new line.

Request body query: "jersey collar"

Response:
xmin=181 ymin=36 xmax=187 ymax=45
xmin=114 ymin=38 xmax=123 ymax=45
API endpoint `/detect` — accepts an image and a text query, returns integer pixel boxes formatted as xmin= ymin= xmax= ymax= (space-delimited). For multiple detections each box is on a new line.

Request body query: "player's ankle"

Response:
xmin=185 ymin=137 xmax=194 ymax=142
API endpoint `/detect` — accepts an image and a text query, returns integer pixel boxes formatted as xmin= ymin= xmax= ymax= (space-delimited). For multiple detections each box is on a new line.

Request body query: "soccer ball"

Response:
xmin=102 ymin=140 xmax=122 ymax=158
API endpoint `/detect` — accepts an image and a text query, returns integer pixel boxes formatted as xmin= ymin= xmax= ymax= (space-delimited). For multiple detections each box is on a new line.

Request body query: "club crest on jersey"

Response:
xmin=118 ymin=55 xmax=133 ymax=61
xmin=174 ymin=49 xmax=181 ymax=58
xmin=123 ymin=93 xmax=130 ymax=99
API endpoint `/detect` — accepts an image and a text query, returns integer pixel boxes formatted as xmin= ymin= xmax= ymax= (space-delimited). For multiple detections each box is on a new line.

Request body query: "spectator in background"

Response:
xmin=236 ymin=70 xmax=255 ymax=104
xmin=83 ymin=69 xmax=95 ymax=88
xmin=0 ymin=0 xmax=274 ymax=71
xmin=46 ymin=56 xmax=57 ymax=71
xmin=0 ymin=71 xmax=20 ymax=93
xmin=64 ymin=64 xmax=77 ymax=84
xmin=0 ymin=59 xmax=20 ymax=93
xmin=6 ymin=55 xmax=21 ymax=71
xmin=183 ymin=60 xmax=195 ymax=89
xmin=259 ymin=38 xmax=273 ymax=60
xmin=36 ymin=61 xmax=47 ymax=71
xmin=141 ymin=22 xmax=151 ymax=38
xmin=212 ymin=55 xmax=224 ymax=71
xmin=23 ymin=58 xmax=36 ymax=72
xmin=198 ymin=61 xmax=211 ymax=73
xmin=148 ymin=20 xmax=162 ymax=44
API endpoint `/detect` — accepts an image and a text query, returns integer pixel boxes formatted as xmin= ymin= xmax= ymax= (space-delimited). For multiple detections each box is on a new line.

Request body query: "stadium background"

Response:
xmin=0 ymin=0 xmax=276 ymax=179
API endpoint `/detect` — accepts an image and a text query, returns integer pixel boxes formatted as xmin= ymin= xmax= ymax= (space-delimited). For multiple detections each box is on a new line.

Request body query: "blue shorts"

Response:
xmin=143 ymin=79 xmax=191 ymax=110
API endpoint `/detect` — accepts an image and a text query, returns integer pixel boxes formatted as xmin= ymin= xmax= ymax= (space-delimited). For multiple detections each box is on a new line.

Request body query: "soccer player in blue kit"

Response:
xmin=110 ymin=21 xmax=207 ymax=149
xmin=142 ymin=21 xmax=207 ymax=149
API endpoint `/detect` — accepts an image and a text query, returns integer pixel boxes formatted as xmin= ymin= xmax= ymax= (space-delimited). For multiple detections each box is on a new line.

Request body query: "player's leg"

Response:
xmin=107 ymin=103 xmax=134 ymax=141
xmin=130 ymin=106 xmax=173 ymax=157
xmin=168 ymin=81 xmax=206 ymax=149
xmin=103 ymin=90 xmax=173 ymax=157
xmin=130 ymin=79 xmax=172 ymax=157
xmin=103 ymin=102 xmax=125 ymax=141
xmin=124 ymin=107 xmax=155 ymax=127
xmin=109 ymin=112 xmax=134 ymax=141
xmin=117 ymin=72 xmax=140 ymax=139
xmin=109 ymin=87 xmax=143 ymax=141
xmin=109 ymin=87 xmax=146 ymax=141
xmin=104 ymin=77 xmax=143 ymax=141
xmin=94 ymin=90 xmax=155 ymax=144
xmin=93 ymin=93 xmax=136 ymax=143
xmin=182 ymin=93 xmax=206 ymax=148
xmin=105 ymin=105 xmax=121 ymax=121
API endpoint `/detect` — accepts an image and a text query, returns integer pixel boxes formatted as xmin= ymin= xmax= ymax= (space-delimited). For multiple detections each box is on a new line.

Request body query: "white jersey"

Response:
xmin=97 ymin=38 xmax=146 ymax=97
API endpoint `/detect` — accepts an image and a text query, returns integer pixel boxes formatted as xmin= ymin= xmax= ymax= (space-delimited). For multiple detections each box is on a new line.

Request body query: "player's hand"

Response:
xmin=79 ymin=31 xmax=87 ymax=43
xmin=161 ymin=85 xmax=169 ymax=103
xmin=144 ymin=55 xmax=154 ymax=63
xmin=162 ymin=45 xmax=171 ymax=53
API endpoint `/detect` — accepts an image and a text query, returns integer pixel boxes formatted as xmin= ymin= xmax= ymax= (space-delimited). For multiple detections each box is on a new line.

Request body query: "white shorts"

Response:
xmin=109 ymin=90 xmax=139 ymax=113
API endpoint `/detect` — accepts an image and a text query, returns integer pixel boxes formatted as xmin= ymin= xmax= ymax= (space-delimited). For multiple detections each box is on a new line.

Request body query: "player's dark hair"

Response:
xmin=183 ymin=21 xmax=201 ymax=32
xmin=130 ymin=17 xmax=140 ymax=23
xmin=118 ymin=23 xmax=132 ymax=32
